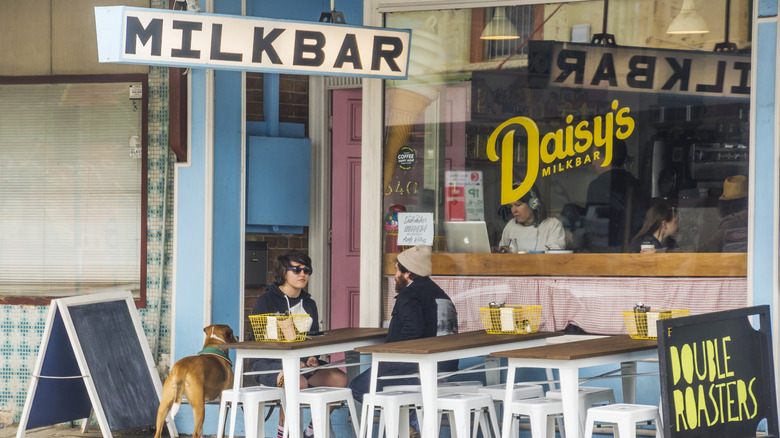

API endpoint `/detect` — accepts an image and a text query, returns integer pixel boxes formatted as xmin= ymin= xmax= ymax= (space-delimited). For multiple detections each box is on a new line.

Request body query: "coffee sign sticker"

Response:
xmin=397 ymin=212 xmax=433 ymax=246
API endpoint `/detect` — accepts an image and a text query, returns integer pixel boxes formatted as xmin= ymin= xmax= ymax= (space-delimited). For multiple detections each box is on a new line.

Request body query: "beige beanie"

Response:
xmin=397 ymin=245 xmax=432 ymax=277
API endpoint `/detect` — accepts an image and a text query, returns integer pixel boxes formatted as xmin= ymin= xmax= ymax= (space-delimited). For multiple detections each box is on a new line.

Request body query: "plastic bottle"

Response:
xmin=508 ymin=239 xmax=518 ymax=254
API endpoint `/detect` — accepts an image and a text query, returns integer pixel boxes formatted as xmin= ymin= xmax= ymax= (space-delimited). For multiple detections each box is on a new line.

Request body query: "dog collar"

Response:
xmin=198 ymin=346 xmax=232 ymax=365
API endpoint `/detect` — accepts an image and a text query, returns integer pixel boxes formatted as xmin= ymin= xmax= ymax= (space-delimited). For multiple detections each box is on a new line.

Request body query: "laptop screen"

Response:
xmin=443 ymin=221 xmax=491 ymax=253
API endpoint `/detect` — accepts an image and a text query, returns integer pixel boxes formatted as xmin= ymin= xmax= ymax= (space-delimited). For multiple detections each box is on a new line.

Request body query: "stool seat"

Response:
xmin=546 ymin=386 xmax=615 ymax=430
xmin=437 ymin=392 xmax=500 ymax=438
xmin=584 ymin=403 xmax=662 ymax=438
xmin=360 ymin=390 xmax=423 ymax=438
xmin=382 ymin=380 xmax=483 ymax=395
xmin=218 ymin=386 xmax=285 ymax=438
xmin=508 ymin=397 xmax=564 ymax=438
xmin=286 ymin=387 xmax=360 ymax=438
xmin=478 ymin=383 xmax=545 ymax=402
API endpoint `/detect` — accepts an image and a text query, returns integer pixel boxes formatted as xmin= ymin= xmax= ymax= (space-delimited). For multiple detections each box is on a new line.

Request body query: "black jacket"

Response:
xmin=385 ymin=276 xmax=459 ymax=373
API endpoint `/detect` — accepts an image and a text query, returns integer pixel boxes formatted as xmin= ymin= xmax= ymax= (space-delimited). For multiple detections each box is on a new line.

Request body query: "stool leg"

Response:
xmin=309 ymin=403 xmax=329 ymax=438
xmin=583 ymin=416 xmax=595 ymax=438
xmin=217 ymin=395 xmax=230 ymax=438
xmin=346 ymin=398 xmax=361 ymax=438
xmin=359 ymin=402 xmax=371 ymax=438
xmin=555 ymin=415 xmax=566 ymax=438
xmin=242 ymin=403 xmax=259 ymax=438
xmin=617 ymin=418 xmax=636 ymax=438
xmin=398 ymin=406 xmax=410 ymax=438
xmin=528 ymin=412 xmax=548 ymax=438
xmin=454 ymin=408 xmax=470 ymax=438
xmin=385 ymin=405 xmax=400 ymax=438
xmin=486 ymin=401 xmax=500 ymax=438
xmin=654 ymin=412 xmax=663 ymax=438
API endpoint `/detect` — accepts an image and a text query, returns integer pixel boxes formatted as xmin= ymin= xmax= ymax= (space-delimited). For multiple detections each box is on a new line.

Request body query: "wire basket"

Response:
xmin=249 ymin=313 xmax=311 ymax=342
xmin=623 ymin=309 xmax=690 ymax=339
xmin=479 ymin=305 xmax=542 ymax=334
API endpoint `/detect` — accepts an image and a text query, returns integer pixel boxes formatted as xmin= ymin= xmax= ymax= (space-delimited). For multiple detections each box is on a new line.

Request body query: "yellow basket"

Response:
xmin=479 ymin=305 xmax=542 ymax=334
xmin=249 ymin=313 xmax=311 ymax=342
xmin=623 ymin=309 xmax=690 ymax=339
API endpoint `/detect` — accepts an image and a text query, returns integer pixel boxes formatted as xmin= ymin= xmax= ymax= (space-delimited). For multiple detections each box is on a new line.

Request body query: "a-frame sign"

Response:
xmin=17 ymin=291 xmax=177 ymax=438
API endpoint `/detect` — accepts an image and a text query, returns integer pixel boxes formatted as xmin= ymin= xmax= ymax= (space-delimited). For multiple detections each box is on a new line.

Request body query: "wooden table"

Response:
xmin=491 ymin=335 xmax=658 ymax=438
xmin=222 ymin=327 xmax=387 ymax=438
xmin=355 ymin=330 xmax=563 ymax=438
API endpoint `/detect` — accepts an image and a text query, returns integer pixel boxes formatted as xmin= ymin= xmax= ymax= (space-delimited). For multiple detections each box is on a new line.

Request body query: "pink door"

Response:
xmin=330 ymin=89 xmax=362 ymax=328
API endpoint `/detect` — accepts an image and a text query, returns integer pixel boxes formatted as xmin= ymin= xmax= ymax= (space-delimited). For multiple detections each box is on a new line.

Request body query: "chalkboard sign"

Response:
xmin=17 ymin=292 xmax=177 ymax=438
xmin=658 ymin=306 xmax=778 ymax=438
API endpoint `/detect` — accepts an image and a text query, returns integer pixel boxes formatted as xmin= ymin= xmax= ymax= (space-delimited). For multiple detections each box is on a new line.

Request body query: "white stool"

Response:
xmin=478 ymin=383 xmax=545 ymax=402
xmin=359 ymin=390 xmax=423 ymax=438
xmin=547 ymin=386 xmax=615 ymax=429
xmin=383 ymin=380 xmax=483 ymax=395
xmin=218 ymin=386 xmax=285 ymax=438
xmin=583 ymin=403 xmax=662 ymax=438
xmin=286 ymin=387 xmax=360 ymax=438
xmin=508 ymin=397 xmax=565 ymax=438
xmin=437 ymin=392 xmax=500 ymax=438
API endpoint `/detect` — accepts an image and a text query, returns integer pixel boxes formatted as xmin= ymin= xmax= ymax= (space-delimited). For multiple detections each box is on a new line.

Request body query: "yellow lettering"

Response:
xmin=736 ymin=379 xmax=748 ymax=421
xmin=694 ymin=341 xmax=707 ymax=382
xmin=748 ymin=377 xmax=758 ymax=418
xmin=542 ymin=167 xmax=551 ymax=177
xmin=615 ymin=104 xmax=635 ymax=139
xmin=574 ymin=120 xmax=592 ymax=153
xmin=487 ymin=117 xmax=540 ymax=205
xmin=674 ymin=389 xmax=688 ymax=432
xmin=670 ymin=346 xmax=681 ymax=385
xmin=707 ymin=340 xmax=717 ymax=381
xmin=681 ymin=344 xmax=694 ymax=385
xmin=685 ymin=386 xmax=698 ymax=429
xmin=576 ymin=156 xmax=581 ymax=167
xmin=540 ymin=129 xmax=564 ymax=163
xmin=696 ymin=384 xmax=712 ymax=428
xmin=721 ymin=336 xmax=733 ymax=377
xmin=565 ymin=115 xmax=576 ymax=157
xmin=714 ymin=382 xmax=727 ymax=422
xmin=726 ymin=381 xmax=738 ymax=421
xmin=584 ymin=154 xmax=592 ymax=164
xmin=708 ymin=383 xmax=720 ymax=426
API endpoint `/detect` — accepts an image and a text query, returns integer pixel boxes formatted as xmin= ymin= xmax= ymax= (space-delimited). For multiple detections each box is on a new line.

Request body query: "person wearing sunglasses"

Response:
xmin=248 ymin=250 xmax=347 ymax=438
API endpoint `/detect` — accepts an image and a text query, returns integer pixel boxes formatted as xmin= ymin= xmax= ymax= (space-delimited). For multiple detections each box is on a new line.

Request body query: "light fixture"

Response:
xmin=480 ymin=7 xmax=520 ymax=40
xmin=667 ymin=0 xmax=709 ymax=35
xmin=591 ymin=0 xmax=615 ymax=45
xmin=319 ymin=0 xmax=345 ymax=23
xmin=714 ymin=0 xmax=737 ymax=52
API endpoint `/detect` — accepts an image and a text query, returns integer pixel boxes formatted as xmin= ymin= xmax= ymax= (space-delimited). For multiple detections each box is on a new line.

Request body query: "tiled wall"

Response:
xmin=0 ymin=5 xmax=174 ymax=418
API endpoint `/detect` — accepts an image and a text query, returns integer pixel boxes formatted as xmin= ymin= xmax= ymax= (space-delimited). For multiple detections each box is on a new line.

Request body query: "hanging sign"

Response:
xmin=657 ymin=306 xmax=778 ymax=437
xmin=397 ymin=212 xmax=434 ymax=246
xmin=94 ymin=6 xmax=410 ymax=79
xmin=528 ymin=41 xmax=750 ymax=98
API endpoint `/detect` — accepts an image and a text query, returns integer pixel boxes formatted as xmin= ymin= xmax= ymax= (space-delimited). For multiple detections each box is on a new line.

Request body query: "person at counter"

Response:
xmin=584 ymin=139 xmax=648 ymax=252
xmin=248 ymin=251 xmax=347 ymax=438
xmin=497 ymin=187 xmax=566 ymax=253
xmin=699 ymin=175 xmax=749 ymax=253
xmin=628 ymin=199 xmax=680 ymax=253
xmin=349 ymin=245 xmax=458 ymax=435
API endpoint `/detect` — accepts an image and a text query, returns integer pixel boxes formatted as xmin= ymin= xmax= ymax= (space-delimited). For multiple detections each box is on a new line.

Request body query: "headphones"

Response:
xmin=527 ymin=188 xmax=540 ymax=211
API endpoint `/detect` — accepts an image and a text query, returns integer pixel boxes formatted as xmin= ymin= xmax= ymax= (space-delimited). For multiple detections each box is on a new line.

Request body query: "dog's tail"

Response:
xmin=166 ymin=378 xmax=186 ymax=417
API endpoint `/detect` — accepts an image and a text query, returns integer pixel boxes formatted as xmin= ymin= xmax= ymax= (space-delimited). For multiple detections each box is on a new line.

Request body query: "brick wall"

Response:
xmin=246 ymin=73 xmax=309 ymax=133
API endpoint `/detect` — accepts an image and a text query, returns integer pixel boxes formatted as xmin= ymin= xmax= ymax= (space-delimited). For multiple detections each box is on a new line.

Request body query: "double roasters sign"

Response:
xmin=94 ymin=6 xmax=410 ymax=79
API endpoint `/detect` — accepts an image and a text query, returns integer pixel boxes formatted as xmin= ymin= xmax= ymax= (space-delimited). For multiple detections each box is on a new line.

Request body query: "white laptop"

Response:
xmin=444 ymin=221 xmax=492 ymax=253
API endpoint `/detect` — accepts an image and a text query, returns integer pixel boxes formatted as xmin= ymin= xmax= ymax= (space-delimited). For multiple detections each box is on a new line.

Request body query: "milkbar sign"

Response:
xmin=95 ymin=6 xmax=410 ymax=78
xmin=528 ymin=41 xmax=750 ymax=98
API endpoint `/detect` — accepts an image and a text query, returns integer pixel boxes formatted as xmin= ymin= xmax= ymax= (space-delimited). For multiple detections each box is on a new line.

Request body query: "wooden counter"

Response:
xmin=383 ymin=252 xmax=746 ymax=277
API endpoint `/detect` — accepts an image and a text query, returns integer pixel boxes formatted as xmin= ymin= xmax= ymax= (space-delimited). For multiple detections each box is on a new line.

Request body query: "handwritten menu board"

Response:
xmin=397 ymin=212 xmax=434 ymax=246
xmin=657 ymin=306 xmax=778 ymax=438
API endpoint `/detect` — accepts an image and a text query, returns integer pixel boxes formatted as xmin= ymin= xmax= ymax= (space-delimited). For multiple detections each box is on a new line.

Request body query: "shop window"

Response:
xmin=382 ymin=2 xmax=751 ymax=275
xmin=0 ymin=77 xmax=147 ymax=303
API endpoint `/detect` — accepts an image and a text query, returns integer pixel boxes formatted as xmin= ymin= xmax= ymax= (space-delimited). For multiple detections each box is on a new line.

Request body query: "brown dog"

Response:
xmin=154 ymin=324 xmax=237 ymax=438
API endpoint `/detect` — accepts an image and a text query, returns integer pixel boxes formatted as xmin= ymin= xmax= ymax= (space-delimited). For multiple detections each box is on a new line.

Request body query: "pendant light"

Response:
xmin=667 ymin=0 xmax=709 ymax=34
xmin=480 ymin=7 xmax=520 ymax=40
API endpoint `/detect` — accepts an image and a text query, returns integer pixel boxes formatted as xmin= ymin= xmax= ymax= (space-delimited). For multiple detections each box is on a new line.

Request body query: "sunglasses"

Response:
xmin=287 ymin=266 xmax=313 ymax=275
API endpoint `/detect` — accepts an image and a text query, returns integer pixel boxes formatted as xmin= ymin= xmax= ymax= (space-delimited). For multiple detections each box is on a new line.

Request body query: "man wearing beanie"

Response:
xmin=349 ymin=245 xmax=458 ymax=435
xmin=700 ymin=175 xmax=748 ymax=252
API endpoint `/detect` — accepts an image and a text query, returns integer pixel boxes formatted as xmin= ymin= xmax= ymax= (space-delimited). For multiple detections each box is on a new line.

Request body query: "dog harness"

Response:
xmin=198 ymin=346 xmax=233 ymax=366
